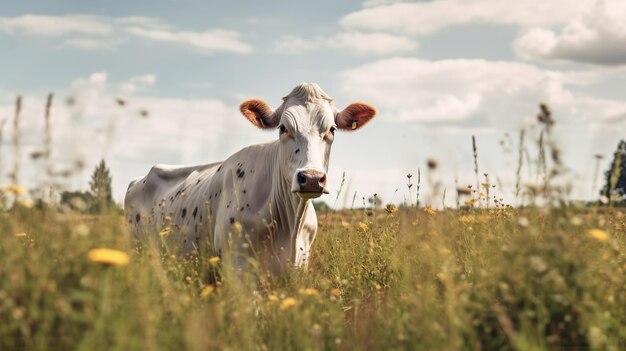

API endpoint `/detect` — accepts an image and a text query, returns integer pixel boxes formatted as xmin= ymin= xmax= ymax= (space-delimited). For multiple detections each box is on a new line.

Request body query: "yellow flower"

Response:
xmin=159 ymin=227 xmax=172 ymax=237
xmin=329 ymin=288 xmax=341 ymax=297
xmin=424 ymin=206 xmax=437 ymax=216
xmin=164 ymin=216 xmax=172 ymax=222
xmin=15 ymin=232 xmax=27 ymax=237
xmin=280 ymin=297 xmax=298 ymax=310
xmin=298 ymin=288 xmax=319 ymax=296
xmin=588 ymin=229 xmax=609 ymax=242
xmin=385 ymin=204 xmax=398 ymax=215
xmin=200 ymin=285 xmax=215 ymax=298
xmin=357 ymin=222 xmax=368 ymax=232
xmin=18 ymin=200 xmax=34 ymax=208
xmin=4 ymin=184 xmax=26 ymax=195
xmin=208 ymin=256 xmax=221 ymax=265
xmin=268 ymin=294 xmax=279 ymax=304
xmin=231 ymin=221 xmax=242 ymax=234
xmin=87 ymin=248 xmax=130 ymax=267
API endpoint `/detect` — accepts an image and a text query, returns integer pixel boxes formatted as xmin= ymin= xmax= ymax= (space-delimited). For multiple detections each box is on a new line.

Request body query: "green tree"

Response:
xmin=601 ymin=140 xmax=626 ymax=205
xmin=89 ymin=159 xmax=113 ymax=210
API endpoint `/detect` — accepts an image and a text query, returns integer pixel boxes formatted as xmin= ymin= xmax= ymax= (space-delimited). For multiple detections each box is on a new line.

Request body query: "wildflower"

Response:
xmin=517 ymin=217 xmax=530 ymax=227
xmin=159 ymin=227 xmax=172 ymax=237
xmin=298 ymin=288 xmax=319 ymax=296
xmin=4 ymin=184 xmax=26 ymax=196
xmin=357 ymin=222 xmax=368 ymax=232
xmin=18 ymin=200 xmax=34 ymax=208
xmin=279 ymin=297 xmax=298 ymax=310
xmin=200 ymin=285 xmax=215 ymax=298
xmin=529 ymin=255 xmax=548 ymax=273
xmin=329 ymin=288 xmax=341 ymax=297
xmin=438 ymin=247 xmax=451 ymax=254
xmin=164 ymin=216 xmax=172 ymax=222
xmin=208 ymin=256 xmax=221 ymax=265
xmin=424 ymin=206 xmax=436 ymax=216
xmin=15 ymin=232 xmax=27 ymax=237
xmin=374 ymin=283 xmax=382 ymax=291
xmin=464 ymin=198 xmax=478 ymax=207
xmin=87 ymin=248 xmax=130 ymax=267
xmin=385 ymin=204 xmax=398 ymax=215
xmin=588 ymin=229 xmax=609 ymax=242
xmin=73 ymin=224 xmax=90 ymax=237
xmin=459 ymin=215 xmax=472 ymax=224
xmin=268 ymin=294 xmax=279 ymax=304
xmin=231 ymin=221 xmax=242 ymax=233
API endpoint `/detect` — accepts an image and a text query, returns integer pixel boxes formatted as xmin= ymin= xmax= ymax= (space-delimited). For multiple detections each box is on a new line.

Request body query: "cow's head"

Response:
xmin=240 ymin=83 xmax=376 ymax=199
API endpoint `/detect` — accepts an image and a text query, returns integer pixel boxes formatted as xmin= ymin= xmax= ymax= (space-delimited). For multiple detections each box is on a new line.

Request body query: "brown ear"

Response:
xmin=335 ymin=102 xmax=376 ymax=131
xmin=240 ymin=99 xmax=280 ymax=129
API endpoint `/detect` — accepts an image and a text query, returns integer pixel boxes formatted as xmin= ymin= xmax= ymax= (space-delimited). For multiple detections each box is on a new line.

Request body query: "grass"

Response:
xmin=1 ymin=202 xmax=626 ymax=350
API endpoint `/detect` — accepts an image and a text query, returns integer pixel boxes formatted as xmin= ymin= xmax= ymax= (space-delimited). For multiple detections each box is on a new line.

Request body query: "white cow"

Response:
xmin=124 ymin=83 xmax=376 ymax=273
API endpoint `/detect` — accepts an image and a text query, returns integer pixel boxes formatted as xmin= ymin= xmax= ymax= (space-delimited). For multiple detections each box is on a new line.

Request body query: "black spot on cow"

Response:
xmin=135 ymin=213 xmax=141 ymax=223
xmin=243 ymin=189 xmax=247 ymax=194
xmin=192 ymin=206 xmax=198 ymax=218
xmin=217 ymin=166 xmax=221 ymax=172
xmin=128 ymin=219 xmax=132 ymax=224
xmin=236 ymin=169 xmax=245 ymax=179
xmin=196 ymin=179 xmax=201 ymax=184
xmin=240 ymin=206 xmax=244 ymax=211
xmin=295 ymin=148 xmax=300 ymax=154
xmin=142 ymin=179 xmax=146 ymax=184
xmin=229 ymin=217 xmax=235 ymax=224
xmin=215 ymin=192 xmax=218 ymax=197
xmin=246 ymin=203 xmax=250 ymax=208
xmin=182 ymin=208 xmax=187 ymax=218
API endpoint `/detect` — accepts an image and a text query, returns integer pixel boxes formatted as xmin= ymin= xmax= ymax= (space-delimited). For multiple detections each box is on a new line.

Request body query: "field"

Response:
xmin=2 ymin=201 xmax=626 ymax=350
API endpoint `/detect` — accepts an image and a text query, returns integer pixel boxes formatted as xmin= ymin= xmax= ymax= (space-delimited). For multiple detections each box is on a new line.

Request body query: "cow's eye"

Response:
xmin=279 ymin=125 xmax=287 ymax=134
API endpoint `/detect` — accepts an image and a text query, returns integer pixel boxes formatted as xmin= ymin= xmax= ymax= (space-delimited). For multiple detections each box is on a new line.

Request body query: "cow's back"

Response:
xmin=124 ymin=162 xmax=221 ymax=242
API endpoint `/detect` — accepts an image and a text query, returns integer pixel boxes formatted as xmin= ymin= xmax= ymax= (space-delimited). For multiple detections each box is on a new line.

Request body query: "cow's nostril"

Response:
xmin=319 ymin=175 xmax=327 ymax=185
xmin=297 ymin=172 xmax=307 ymax=185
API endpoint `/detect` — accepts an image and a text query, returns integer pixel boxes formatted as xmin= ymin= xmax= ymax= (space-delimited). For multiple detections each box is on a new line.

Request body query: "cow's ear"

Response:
xmin=335 ymin=102 xmax=376 ymax=131
xmin=240 ymin=99 xmax=280 ymax=129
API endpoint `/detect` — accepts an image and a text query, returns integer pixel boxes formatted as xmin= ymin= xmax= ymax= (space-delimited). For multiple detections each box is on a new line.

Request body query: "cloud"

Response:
xmin=0 ymin=14 xmax=112 ymax=36
xmin=513 ymin=1 xmax=626 ymax=65
xmin=0 ymin=14 xmax=253 ymax=55
xmin=340 ymin=57 xmax=626 ymax=128
xmin=126 ymin=27 xmax=253 ymax=54
xmin=340 ymin=0 xmax=596 ymax=35
xmin=274 ymin=31 xmax=418 ymax=56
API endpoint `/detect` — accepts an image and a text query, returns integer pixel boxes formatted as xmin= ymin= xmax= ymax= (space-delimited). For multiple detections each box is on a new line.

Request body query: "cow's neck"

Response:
xmin=268 ymin=141 xmax=309 ymax=262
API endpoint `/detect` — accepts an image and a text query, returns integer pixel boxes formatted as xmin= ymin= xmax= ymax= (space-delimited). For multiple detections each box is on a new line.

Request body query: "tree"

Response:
xmin=601 ymin=140 xmax=626 ymax=205
xmin=89 ymin=159 xmax=113 ymax=210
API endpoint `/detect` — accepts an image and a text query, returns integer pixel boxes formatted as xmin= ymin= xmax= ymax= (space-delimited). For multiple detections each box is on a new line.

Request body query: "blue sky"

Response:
xmin=1 ymin=0 xmax=626 ymax=207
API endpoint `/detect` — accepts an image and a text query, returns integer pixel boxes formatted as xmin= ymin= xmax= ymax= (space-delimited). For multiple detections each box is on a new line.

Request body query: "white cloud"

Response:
xmin=274 ymin=31 xmax=417 ymax=55
xmin=513 ymin=1 xmax=626 ymax=65
xmin=340 ymin=0 xmax=596 ymax=35
xmin=340 ymin=57 xmax=626 ymax=128
xmin=126 ymin=27 xmax=253 ymax=54
xmin=0 ymin=14 xmax=112 ymax=36
xmin=0 ymin=14 xmax=253 ymax=55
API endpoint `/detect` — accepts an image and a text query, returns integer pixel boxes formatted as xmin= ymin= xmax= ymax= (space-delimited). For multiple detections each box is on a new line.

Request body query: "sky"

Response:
xmin=1 ymin=0 xmax=626 ymax=208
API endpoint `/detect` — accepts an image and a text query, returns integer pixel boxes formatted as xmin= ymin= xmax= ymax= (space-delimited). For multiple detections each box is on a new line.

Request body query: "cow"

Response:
xmin=124 ymin=83 xmax=376 ymax=274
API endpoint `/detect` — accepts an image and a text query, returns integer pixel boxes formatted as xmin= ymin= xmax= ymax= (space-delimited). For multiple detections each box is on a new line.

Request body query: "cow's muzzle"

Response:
xmin=293 ymin=169 xmax=329 ymax=199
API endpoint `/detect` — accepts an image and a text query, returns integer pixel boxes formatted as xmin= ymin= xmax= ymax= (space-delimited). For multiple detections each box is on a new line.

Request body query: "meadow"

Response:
xmin=2 ymin=199 xmax=626 ymax=350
